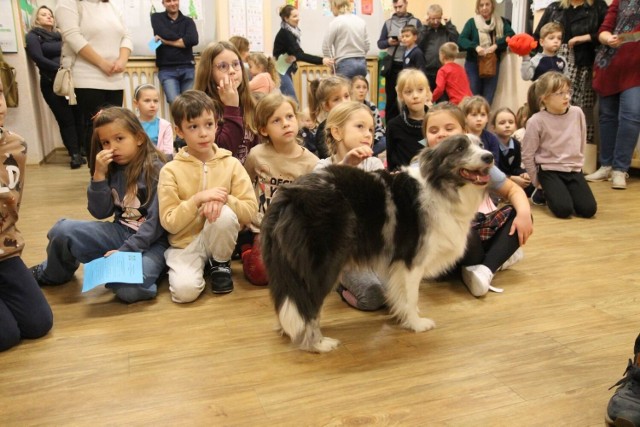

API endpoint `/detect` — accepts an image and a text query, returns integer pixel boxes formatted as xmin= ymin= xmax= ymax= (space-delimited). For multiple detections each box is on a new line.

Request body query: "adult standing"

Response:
xmin=151 ymin=0 xmax=198 ymax=105
xmin=586 ymin=0 xmax=640 ymax=190
xmin=377 ymin=0 xmax=422 ymax=122
xmin=322 ymin=0 xmax=370 ymax=80
xmin=458 ymin=0 xmax=515 ymax=105
xmin=55 ymin=0 xmax=132 ymax=158
xmin=273 ymin=5 xmax=333 ymax=103
xmin=418 ymin=4 xmax=459 ymax=93
xmin=25 ymin=6 xmax=84 ymax=169
xmin=534 ymin=0 xmax=608 ymax=147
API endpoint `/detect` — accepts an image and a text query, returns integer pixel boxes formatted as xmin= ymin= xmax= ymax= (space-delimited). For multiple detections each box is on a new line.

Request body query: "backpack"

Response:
xmin=0 ymin=48 xmax=18 ymax=108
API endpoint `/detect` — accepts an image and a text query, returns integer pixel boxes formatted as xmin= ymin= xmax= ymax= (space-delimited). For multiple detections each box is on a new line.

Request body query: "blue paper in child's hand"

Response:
xmin=148 ymin=38 xmax=162 ymax=51
xmin=82 ymin=252 xmax=143 ymax=292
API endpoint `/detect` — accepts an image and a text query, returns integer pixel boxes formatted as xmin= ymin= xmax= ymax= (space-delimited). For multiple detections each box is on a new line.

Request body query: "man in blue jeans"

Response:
xmin=151 ymin=0 xmax=199 ymax=105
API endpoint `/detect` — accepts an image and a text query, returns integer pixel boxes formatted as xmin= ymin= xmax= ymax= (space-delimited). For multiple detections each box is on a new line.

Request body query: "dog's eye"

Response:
xmin=456 ymin=145 xmax=465 ymax=152
xmin=478 ymin=142 xmax=485 ymax=149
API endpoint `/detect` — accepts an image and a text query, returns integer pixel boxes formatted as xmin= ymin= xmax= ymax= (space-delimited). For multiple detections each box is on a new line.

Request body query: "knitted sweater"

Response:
xmin=322 ymin=13 xmax=369 ymax=62
xmin=521 ymin=106 xmax=586 ymax=187
xmin=0 ymin=128 xmax=26 ymax=260
xmin=55 ymin=0 xmax=133 ymax=90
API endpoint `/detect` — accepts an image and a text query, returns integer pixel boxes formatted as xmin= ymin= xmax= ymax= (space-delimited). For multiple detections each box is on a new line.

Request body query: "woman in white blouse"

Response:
xmin=55 ymin=0 xmax=132 ymax=158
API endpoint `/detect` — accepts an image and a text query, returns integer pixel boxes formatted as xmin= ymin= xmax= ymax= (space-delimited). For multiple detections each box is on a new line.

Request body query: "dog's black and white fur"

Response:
xmin=261 ymin=135 xmax=493 ymax=352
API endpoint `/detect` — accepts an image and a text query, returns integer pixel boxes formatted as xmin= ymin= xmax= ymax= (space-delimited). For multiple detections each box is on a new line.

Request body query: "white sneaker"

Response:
xmin=498 ymin=247 xmax=524 ymax=271
xmin=585 ymin=166 xmax=612 ymax=182
xmin=611 ymin=170 xmax=629 ymax=189
xmin=461 ymin=265 xmax=492 ymax=297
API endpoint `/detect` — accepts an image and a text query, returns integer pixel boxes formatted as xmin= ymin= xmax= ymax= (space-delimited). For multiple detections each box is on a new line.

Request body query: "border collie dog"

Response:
xmin=261 ymin=135 xmax=493 ymax=352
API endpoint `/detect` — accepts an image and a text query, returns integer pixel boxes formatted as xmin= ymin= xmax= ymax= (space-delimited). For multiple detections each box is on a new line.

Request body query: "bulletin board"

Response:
xmin=0 ymin=0 xmax=18 ymax=52
xmin=228 ymin=0 xmax=265 ymax=52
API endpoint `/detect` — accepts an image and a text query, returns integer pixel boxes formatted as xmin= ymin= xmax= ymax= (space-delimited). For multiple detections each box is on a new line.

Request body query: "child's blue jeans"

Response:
xmin=39 ymin=219 xmax=168 ymax=303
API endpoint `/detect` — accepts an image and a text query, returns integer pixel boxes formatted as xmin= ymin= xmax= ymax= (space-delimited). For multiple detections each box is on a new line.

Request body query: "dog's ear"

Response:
xmin=465 ymin=133 xmax=482 ymax=147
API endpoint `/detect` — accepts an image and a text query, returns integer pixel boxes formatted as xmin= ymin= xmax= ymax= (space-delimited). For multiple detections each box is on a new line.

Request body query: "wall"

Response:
xmin=9 ymin=0 xmax=525 ymax=164
xmin=3 ymin=0 xmax=49 ymax=164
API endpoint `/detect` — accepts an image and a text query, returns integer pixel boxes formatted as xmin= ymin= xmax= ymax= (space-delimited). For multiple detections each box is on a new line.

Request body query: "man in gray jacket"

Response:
xmin=418 ymin=4 xmax=459 ymax=94
xmin=377 ymin=0 xmax=421 ymax=121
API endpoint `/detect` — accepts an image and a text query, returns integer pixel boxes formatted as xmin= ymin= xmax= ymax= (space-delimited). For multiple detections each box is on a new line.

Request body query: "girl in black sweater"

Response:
xmin=386 ymin=69 xmax=431 ymax=171
xmin=25 ymin=6 xmax=84 ymax=168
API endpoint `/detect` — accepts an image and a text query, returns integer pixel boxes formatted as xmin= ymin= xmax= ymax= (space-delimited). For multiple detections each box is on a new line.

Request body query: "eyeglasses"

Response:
xmin=551 ymin=90 xmax=573 ymax=98
xmin=214 ymin=60 xmax=242 ymax=73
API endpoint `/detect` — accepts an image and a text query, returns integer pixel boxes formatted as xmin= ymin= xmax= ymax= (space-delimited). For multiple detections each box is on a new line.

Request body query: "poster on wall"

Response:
xmin=229 ymin=0 xmax=265 ymax=52
xmin=229 ymin=0 xmax=247 ymax=40
xmin=0 ymin=0 xmax=18 ymax=52
xmin=246 ymin=0 xmax=264 ymax=52
xmin=17 ymin=0 xmax=37 ymax=41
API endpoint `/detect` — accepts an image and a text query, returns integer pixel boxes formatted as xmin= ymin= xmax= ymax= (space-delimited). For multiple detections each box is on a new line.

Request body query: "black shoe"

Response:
xmin=208 ymin=259 xmax=233 ymax=294
xmin=606 ymin=347 xmax=640 ymax=426
xmin=30 ymin=263 xmax=55 ymax=286
xmin=70 ymin=154 xmax=84 ymax=169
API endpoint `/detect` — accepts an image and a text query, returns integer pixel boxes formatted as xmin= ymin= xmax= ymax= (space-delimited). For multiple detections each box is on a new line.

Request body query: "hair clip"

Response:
xmin=91 ymin=109 xmax=104 ymax=121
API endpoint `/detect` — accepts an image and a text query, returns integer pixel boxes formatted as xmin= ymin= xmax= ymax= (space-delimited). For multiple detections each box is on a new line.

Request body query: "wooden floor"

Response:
xmin=3 ymin=160 xmax=640 ymax=426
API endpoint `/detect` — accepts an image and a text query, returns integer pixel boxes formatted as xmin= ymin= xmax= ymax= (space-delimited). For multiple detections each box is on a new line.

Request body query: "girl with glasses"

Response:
xmin=522 ymin=71 xmax=597 ymax=219
xmin=194 ymin=41 xmax=258 ymax=165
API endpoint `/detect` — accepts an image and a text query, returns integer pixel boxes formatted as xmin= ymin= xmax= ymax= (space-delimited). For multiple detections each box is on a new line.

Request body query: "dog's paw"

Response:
xmin=312 ymin=337 xmax=341 ymax=353
xmin=406 ymin=317 xmax=436 ymax=332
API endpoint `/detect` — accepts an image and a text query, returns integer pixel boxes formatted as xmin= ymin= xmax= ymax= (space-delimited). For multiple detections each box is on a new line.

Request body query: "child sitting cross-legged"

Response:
xmin=31 ymin=107 xmax=169 ymax=303
xmin=158 ymin=90 xmax=258 ymax=302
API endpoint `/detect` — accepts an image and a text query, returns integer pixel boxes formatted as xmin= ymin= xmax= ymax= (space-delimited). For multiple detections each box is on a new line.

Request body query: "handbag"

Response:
xmin=53 ymin=66 xmax=77 ymax=105
xmin=380 ymin=45 xmax=399 ymax=79
xmin=478 ymin=52 xmax=497 ymax=78
xmin=0 ymin=48 xmax=18 ymax=108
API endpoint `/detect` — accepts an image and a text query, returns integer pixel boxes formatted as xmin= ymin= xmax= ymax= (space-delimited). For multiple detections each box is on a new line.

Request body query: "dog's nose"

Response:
xmin=481 ymin=153 xmax=494 ymax=164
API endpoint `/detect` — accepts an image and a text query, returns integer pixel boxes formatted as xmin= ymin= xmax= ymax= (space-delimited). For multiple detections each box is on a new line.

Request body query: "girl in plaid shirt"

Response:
xmin=423 ymin=103 xmax=533 ymax=298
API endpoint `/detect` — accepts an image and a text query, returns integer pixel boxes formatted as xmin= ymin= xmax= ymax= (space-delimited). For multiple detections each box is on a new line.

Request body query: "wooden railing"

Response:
xmin=124 ymin=55 xmax=381 ymax=118
xmin=124 ymin=56 xmax=171 ymax=121
xmin=122 ymin=57 xmax=640 ymax=168
xmin=292 ymin=56 xmax=379 ymax=111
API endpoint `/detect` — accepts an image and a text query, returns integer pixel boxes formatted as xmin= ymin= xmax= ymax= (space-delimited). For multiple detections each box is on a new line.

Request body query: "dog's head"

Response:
xmin=419 ymin=134 xmax=494 ymax=191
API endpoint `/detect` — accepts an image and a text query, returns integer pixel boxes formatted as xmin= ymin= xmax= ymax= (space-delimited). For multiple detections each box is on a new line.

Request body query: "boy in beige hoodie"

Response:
xmin=158 ymin=90 xmax=257 ymax=303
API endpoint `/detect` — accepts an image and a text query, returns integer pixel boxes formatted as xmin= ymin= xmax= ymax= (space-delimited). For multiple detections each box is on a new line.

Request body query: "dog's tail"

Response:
xmin=277 ymin=296 xmax=305 ymax=342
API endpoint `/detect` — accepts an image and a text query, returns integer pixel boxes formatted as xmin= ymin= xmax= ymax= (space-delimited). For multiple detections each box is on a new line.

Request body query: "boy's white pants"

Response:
xmin=165 ymin=206 xmax=240 ymax=303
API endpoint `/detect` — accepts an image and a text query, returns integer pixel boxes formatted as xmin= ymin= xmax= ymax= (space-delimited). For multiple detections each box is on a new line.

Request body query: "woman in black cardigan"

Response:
xmin=273 ymin=5 xmax=333 ymax=102
xmin=26 ymin=5 xmax=84 ymax=168
xmin=534 ymin=0 xmax=608 ymax=145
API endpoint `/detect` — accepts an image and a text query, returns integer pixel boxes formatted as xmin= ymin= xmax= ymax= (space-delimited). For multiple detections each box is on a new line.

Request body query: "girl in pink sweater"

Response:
xmin=521 ymin=71 xmax=597 ymax=219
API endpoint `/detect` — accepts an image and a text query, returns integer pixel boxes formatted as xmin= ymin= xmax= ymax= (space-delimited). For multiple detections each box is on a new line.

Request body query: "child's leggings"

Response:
xmin=538 ymin=169 xmax=597 ymax=219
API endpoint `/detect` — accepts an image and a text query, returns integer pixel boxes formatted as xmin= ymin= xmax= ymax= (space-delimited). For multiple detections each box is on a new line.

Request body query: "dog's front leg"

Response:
xmin=385 ymin=263 xmax=436 ymax=332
